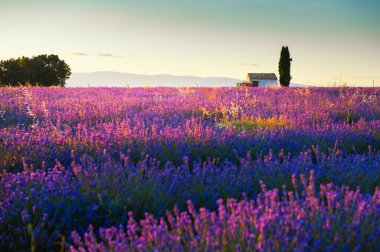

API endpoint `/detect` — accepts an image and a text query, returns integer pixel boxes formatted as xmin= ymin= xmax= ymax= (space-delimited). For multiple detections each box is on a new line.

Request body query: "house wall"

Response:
xmin=258 ymin=80 xmax=278 ymax=87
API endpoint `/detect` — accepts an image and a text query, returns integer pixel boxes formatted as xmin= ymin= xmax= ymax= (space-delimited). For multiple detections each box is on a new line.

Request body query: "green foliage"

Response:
xmin=278 ymin=46 xmax=292 ymax=87
xmin=0 ymin=54 xmax=71 ymax=87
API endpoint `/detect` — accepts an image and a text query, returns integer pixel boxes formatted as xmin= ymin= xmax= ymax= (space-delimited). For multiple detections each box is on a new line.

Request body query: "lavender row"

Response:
xmin=1 ymin=87 xmax=379 ymax=127
xmin=1 ymin=151 xmax=379 ymax=251
xmin=1 ymin=87 xmax=380 ymax=172
xmin=70 ymin=172 xmax=380 ymax=251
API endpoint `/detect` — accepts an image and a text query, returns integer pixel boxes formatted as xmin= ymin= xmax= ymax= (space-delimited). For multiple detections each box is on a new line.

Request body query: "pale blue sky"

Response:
xmin=1 ymin=0 xmax=379 ymax=85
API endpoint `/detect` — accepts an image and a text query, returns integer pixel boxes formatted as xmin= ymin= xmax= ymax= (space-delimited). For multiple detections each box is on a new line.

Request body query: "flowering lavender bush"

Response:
xmin=0 ymin=87 xmax=379 ymax=251
xmin=70 ymin=172 xmax=380 ymax=252
xmin=1 ymin=87 xmax=379 ymax=172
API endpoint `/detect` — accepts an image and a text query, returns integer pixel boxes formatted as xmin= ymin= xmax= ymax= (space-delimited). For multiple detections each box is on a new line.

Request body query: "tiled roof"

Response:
xmin=247 ymin=73 xmax=278 ymax=81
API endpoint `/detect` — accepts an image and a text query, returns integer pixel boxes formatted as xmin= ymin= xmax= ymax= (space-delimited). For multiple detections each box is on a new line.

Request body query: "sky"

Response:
xmin=1 ymin=0 xmax=379 ymax=86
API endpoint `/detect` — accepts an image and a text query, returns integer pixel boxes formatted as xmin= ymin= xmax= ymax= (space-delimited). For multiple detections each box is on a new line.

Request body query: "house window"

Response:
xmin=252 ymin=81 xmax=259 ymax=87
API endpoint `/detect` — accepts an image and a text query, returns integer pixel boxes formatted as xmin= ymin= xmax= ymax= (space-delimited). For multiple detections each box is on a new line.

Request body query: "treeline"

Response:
xmin=0 ymin=54 xmax=71 ymax=87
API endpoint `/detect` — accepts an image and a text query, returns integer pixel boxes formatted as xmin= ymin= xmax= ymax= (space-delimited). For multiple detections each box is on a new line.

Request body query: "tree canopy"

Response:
xmin=0 ymin=54 xmax=71 ymax=87
xmin=278 ymin=46 xmax=292 ymax=87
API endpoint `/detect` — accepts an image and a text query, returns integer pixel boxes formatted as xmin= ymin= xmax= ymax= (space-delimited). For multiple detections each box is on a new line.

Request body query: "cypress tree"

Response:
xmin=278 ymin=46 xmax=292 ymax=87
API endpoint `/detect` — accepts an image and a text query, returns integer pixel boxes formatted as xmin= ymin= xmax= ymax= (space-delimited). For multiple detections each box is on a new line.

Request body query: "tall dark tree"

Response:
xmin=0 ymin=54 xmax=71 ymax=87
xmin=278 ymin=46 xmax=292 ymax=87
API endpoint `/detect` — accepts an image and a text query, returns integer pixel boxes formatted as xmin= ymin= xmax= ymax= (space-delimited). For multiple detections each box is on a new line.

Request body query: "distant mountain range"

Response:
xmin=67 ymin=71 xmax=243 ymax=87
xmin=66 ymin=71 xmax=307 ymax=87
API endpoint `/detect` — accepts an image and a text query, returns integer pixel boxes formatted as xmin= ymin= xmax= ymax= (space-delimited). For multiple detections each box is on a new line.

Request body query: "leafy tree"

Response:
xmin=0 ymin=54 xmax=71 ymax=87
xmin=0 ymin=57 xmax=28 ymax=86
xmin=278 ymin=46 xmax=292 ymax=87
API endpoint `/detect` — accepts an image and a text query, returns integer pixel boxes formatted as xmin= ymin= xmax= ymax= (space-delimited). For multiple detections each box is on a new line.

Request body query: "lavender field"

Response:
xmin=0 ymin=87 xmax=379 ymax=251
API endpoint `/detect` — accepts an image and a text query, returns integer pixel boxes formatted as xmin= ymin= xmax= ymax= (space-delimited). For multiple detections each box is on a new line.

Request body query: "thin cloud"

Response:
xmin=68 ymin=52 xmax=124 ymax=58
xmin=240 ymin=63 xmax=259 ymax=66
xmin=69 ymin=51 xmax=89 ymax=56
xmin=96 ymin=53 xmax=124 ymax=58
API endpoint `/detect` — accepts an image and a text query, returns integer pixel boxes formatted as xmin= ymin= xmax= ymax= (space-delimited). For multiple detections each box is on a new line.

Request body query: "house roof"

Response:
xmin=247 ymin=73 xmax=278 ymax=81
